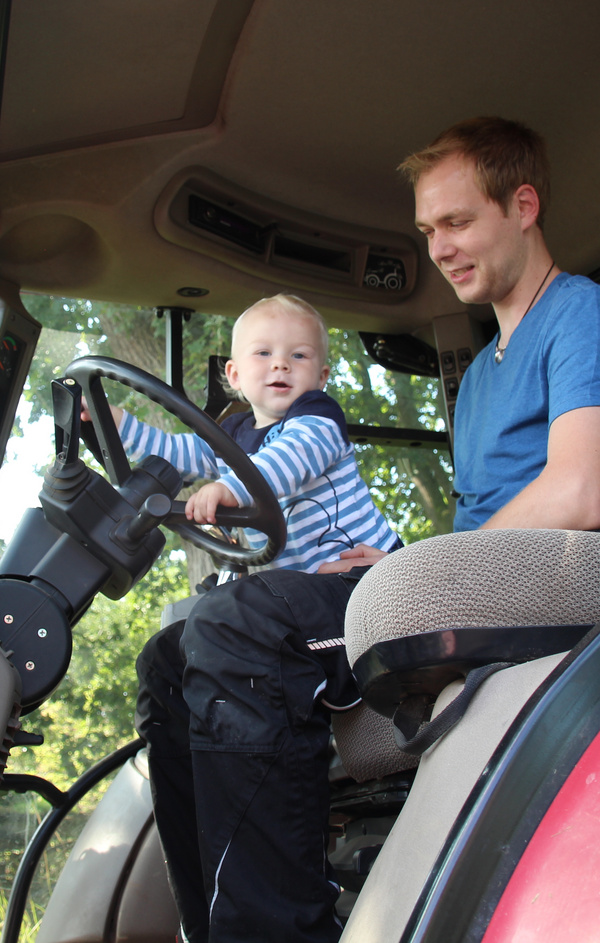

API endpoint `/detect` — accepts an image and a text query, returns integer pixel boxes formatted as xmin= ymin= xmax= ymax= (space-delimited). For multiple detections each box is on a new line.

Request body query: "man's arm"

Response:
xmin=481 ymin=406 xmax=600 ymax=530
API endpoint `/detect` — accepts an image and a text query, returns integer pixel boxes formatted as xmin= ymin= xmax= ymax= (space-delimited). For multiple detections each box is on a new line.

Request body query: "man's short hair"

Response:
xmin=398 ymin=116 xmax=551 ymax=228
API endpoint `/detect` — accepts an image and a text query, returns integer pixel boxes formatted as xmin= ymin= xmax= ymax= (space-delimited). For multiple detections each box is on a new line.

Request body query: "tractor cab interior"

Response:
xmin=2 ymin=1 xmax=600 ymax=941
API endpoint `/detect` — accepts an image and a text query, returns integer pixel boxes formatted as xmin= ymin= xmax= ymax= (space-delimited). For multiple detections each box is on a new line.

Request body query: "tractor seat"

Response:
xmin=334 ymin=528 xmax=600 ymax=782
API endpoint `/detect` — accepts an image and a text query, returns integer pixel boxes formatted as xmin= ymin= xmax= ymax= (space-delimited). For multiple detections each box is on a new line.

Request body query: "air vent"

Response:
xmin=272 ymin=234 xmax=352 ymax=274
xmin=188 ymin=195 xmax=267 ymax=254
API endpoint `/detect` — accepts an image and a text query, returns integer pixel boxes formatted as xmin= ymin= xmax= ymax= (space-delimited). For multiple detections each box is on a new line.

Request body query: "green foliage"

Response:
xmin=19 ymin=295 xmax=109 ymax=422
xmin=20 ymin=295 xmax=234 ymax=435
xmin=328 ymin=329 xmax=454 ymax=541
xmin=0 ymin=885 xmax=43 ymax=941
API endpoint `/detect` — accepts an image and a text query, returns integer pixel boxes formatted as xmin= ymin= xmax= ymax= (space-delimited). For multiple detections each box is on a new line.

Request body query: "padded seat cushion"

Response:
xmin=345 ymin=529 xmax=600 ymax=716
xmin=332 ymin=701 xmax=420 ymax=781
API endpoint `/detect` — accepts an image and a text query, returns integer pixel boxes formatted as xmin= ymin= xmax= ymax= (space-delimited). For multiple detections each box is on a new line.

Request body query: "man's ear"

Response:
xmin=319 ymin=365 xmax=330 ymax=389
xmin=515 ymin=184 xmax=540 ymax=232
xmin=225 ymin=359 xmax=241 ymax=390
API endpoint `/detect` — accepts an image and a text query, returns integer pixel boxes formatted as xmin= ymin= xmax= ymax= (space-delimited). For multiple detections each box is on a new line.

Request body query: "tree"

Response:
xmin=328 ymin=329 xmax=454 ymax=540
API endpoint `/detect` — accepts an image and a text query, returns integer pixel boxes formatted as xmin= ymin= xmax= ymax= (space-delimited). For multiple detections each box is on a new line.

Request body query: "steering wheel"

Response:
xmin=65 ymin=356 xmax=287 ymax=567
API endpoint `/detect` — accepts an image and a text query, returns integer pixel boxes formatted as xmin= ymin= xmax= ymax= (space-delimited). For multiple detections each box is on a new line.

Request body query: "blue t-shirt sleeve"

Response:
xmin=544 ymin=278 xmax=600 ymax=424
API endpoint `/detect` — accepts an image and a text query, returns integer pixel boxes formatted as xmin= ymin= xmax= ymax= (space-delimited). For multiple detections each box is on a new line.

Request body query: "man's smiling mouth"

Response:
xmin=448 ymin=265 xmax=474 ymax=280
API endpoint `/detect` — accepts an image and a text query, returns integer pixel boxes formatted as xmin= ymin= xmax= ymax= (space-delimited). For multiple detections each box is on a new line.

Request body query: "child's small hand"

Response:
xmin=80 ymin=397 xmax=123 ymax=427
xmin=185 ymin=482 xmax=239 ymax=524
xmin=317 ymin=544 xmax=389 ymax=574
xmin=80 ymin=396 xmax=93 ymax=423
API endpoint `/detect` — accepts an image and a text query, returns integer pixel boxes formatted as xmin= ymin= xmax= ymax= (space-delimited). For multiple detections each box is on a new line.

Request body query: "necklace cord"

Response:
xmin=495 ymin=261 xmax=555 ymax=363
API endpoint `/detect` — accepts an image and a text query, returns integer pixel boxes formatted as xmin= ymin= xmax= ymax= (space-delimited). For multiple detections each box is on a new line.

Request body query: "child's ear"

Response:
xmin=225 ymin=359 xmax=241 ymax=390
xmin=319 ymin=365 xmax=330 ymax=389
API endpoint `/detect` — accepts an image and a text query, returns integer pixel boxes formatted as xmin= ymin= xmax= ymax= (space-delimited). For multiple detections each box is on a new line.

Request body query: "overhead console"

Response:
xmin=155 ymin=169 xmax=418 ymax=303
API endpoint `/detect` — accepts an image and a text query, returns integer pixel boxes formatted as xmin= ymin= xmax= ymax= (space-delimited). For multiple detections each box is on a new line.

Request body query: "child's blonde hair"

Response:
xmin=232 ymin=293 xmax=329 ymax=358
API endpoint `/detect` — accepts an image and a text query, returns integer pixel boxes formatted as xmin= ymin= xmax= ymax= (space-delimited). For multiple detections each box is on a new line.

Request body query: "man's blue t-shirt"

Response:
xmin=453 ymin=273 xmax=600 ymax=531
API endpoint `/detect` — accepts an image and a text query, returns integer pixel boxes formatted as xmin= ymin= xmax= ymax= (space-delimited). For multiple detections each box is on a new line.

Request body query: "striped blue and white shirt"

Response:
xmin=119 ymin=390 xmax=400 ymax=571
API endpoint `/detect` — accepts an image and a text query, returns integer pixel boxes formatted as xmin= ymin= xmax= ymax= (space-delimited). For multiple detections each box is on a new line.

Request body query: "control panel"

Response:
xmin=433 ymin=312 xmax=488 ymax=442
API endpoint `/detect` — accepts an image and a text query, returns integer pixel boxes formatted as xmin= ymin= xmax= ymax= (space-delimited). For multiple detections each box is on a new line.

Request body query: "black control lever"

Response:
xmin=122 ymin=493 xmax=173 ymax=543
xmin=51 ymin=378 xmax=82 ymax=465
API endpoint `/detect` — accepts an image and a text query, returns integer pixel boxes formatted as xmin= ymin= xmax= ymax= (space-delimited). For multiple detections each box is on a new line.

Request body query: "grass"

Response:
xmin=0 ymin=886 xmax=44 ymax=941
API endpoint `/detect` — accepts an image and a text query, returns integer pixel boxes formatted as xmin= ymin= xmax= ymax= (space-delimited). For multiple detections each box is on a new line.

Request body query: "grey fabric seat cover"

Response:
xmin=336 ymin=528 xmax=600 ymax=781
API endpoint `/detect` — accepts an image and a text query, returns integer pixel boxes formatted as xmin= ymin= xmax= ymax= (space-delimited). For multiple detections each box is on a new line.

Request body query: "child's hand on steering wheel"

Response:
xmin=80 ymin=396 xmax=123 ymax=428
xmin=185 ymin=481 xmax=240 ymax=525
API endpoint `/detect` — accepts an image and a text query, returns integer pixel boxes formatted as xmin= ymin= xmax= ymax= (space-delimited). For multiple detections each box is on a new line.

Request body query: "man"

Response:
xmin=401 ymin=116 xmax=600 ymax=534
xmin=136 ymin=117 xmax=600 ymax=943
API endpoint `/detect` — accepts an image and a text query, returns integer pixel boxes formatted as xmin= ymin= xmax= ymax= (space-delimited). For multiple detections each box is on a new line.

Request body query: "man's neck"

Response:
xmin=494 ymin=246 xmax=560 ymax=348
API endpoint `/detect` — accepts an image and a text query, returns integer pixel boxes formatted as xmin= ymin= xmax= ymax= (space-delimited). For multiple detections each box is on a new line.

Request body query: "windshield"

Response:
xmin=0 ymin=293 xmax=454 ymax=547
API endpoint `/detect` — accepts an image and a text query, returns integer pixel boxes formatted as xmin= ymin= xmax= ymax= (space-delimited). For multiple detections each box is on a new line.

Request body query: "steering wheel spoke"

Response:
xmin=82 ymin=370 xmax=131 ymax=485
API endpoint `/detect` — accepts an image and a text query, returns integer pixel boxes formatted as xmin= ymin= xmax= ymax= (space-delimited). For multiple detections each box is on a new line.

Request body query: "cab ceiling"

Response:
xmin=0 ymin=0 xmax=599 ymax=333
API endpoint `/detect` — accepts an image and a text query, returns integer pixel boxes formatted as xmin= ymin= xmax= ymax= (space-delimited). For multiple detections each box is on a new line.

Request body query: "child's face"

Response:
xmin=225 ymin=303 xmax=330 ymax=427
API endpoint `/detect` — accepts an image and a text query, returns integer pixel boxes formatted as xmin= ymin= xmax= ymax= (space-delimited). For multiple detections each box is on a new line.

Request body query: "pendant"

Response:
xmin=494 ymin=347 xmax=505 ymax=364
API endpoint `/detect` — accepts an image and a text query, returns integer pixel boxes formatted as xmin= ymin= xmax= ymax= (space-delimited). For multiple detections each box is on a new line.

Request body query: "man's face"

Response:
xmin=414 ymin=155 xmax=526 ymax=307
